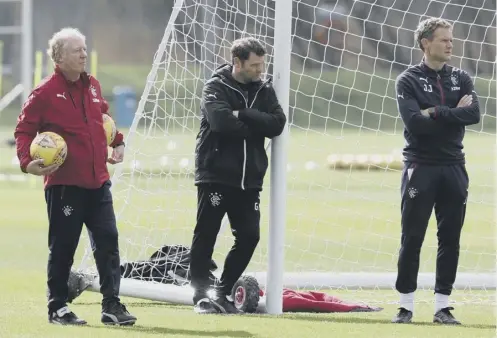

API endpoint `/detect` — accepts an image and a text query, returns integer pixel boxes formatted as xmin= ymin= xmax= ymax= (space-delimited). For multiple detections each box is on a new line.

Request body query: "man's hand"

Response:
xmin=26 ymin=159 xmax=59 ymax=176
xmin=233 ymin=110 xmax=239 ymax=118
xmin=108 ymin=144 xmax=125 ymax=164
xmin=420 ymin=95 xmax=472 ymax=117
xmin=457 ymin=94 xmax=472 ymax=107
xmin=420 ymin=107 xmax=434 ymax=117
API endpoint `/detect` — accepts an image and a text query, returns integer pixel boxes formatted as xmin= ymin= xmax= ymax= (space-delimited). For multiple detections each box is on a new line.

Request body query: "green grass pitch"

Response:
xmin=0 ymin=127 xmax=495 ymax=337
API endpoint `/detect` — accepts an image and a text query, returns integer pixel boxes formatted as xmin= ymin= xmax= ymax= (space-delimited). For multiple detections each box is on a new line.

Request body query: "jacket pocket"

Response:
xmin=207 ymin=137 xmax=244 ymax=181
xmin=200 ymin=133 xmax=219 ymax=169
xmin=205 ymin=147 xmax=219 ymax=170
xmin=208 ymin=141 xmax=240 ymax=175
xmin=252 ymin=143 xmax=269 ymax=180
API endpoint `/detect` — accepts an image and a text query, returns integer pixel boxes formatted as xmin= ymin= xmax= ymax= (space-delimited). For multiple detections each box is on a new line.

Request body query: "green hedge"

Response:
xmin=289 ymin=68 xmax=495 ymax=132
xmin=110 ymin=63 xmax=494 ymax=132
xmin=2 ymin=63 xmax=494 ymax=133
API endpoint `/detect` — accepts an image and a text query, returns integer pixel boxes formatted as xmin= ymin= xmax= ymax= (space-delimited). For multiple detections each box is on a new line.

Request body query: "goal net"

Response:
xmin=79 ymin=0 xmax=496 ymax=308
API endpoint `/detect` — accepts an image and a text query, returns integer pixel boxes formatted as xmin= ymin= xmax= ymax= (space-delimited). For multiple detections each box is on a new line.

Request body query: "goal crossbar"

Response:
xmin=78 ymin=0 xmax=496 ymax=313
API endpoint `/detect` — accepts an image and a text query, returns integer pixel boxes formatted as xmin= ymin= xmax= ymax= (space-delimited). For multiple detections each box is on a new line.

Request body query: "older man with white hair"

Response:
xmin=14 ymin=27 xmax=137 ymax=326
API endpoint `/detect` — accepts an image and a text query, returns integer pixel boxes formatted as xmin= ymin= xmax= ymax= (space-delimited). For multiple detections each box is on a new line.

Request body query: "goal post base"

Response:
xmin=70 ymin=270 xmax=495 ymax=307
xmin=82 ymin=273 xmax=269 ymax=313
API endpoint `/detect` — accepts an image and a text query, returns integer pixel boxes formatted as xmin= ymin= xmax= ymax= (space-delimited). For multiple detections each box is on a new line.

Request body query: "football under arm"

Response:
xmin=97 ymin=82 xmax=124 ymax=147
xmin=202 ymin=82 xmax=252 ymax=138
xmin=14 ymin=92 xmax=44 ymax=172
xmin=396 ymin=77 xmax=444 ymax=136
xmin=431 ymin=73 xmax=481 ymax=126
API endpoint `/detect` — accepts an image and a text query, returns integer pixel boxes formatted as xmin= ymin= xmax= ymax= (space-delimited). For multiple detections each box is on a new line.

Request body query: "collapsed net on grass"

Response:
xmin=80 ymin=0 xmax=496 ymax=305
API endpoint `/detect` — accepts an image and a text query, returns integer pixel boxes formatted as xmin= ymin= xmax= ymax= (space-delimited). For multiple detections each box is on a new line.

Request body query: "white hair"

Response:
xmin=46 ymin=27 xmax=86 ymax=64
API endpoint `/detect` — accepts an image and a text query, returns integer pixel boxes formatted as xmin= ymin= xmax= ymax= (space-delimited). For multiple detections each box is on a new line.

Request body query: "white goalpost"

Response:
xmin=0 ymin=0 xmax=33 ymax=115
xmin=78 ymin=0 xmax=496 ymax=314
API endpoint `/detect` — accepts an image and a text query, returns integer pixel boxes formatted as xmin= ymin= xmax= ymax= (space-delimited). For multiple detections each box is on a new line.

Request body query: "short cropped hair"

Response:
xmin=231 ymin=37 xmax=266 ymax=64
xmin=47 ymin=27 xmax=86 ymax=64
xmin=414 ymin=17 xmax=452 ymax=52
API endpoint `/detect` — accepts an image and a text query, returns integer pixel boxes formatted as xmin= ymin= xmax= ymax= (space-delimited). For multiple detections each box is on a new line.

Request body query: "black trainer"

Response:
xmin=48 ymin=306 xmax=87 ymax=325
xmin=433 ymin=307 xmax=461 ymax=325
xmin=210 ymin=295 xmax=242 ymax=314
xmin=194 ymin=298 xmax=219 ymax=314
xmin=391 ymin=307 xmax=413 ymax=323
xmin=101 ymin=301 xmax=137 ymax=326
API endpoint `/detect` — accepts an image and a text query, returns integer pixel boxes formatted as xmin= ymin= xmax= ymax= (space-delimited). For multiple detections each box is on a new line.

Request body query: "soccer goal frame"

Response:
xmin=78 ymin=0 xmax=495 ymax=315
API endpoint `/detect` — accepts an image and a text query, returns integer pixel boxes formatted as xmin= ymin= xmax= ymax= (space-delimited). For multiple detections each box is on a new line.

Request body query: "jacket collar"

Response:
xmin=213 ymin=63 xmax=267 ymax=88
xmin=54 ymin=65 xmax=90 ymax=86
xmin=419 ymin=58 xmax=450 ymax=77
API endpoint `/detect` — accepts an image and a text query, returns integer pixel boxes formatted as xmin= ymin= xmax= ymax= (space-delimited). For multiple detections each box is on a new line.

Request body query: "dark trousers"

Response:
xmin=396 ymin=162 xmax=468 ymax=296
xmin=190 ymin=183 xmax=261 ymax=304
xmin=45 ymin=180 xmax=121 ymax=312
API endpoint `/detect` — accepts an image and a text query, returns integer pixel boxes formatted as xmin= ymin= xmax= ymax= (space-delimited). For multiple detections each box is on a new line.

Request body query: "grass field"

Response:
xmin=0 ymin=125 xmax=495 ymax=337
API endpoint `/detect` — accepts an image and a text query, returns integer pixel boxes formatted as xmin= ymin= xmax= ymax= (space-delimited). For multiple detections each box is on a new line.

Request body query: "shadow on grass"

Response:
xmin=257 ymin=312 xmax=496 ymax=330
xmin=74 ymin=302 xmax=496 ymax=331
xmin=75 ymin=301 xmax=183 ymax=308
xmin=88 ymin=324 xmax=255 ymax=337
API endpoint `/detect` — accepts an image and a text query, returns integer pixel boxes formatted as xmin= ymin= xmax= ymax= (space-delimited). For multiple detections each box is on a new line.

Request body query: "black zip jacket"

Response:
xmin=396 ymin=61 xmax=480 ymax=164
xmin=194 ymin=64 xmax=286 ymax=190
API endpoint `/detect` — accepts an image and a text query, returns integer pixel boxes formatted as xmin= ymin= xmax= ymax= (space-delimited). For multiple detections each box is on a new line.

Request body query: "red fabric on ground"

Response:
xmin=259 ymin=288 xmax=382 ymax=313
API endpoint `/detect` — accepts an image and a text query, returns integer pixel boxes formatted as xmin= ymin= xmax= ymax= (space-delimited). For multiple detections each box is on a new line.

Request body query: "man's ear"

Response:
xmin=421 ymin=38 xmax=430 ymax=52
xmin=233 ymin=57 xmax=242 ymax=69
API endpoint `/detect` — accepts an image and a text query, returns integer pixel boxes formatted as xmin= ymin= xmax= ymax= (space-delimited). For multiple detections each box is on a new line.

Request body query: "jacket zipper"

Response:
xmin=250 ymin=84 xmax=266 ymax=108
xmin=220 ymin=79 xmax=269 ymax=108
xmin=220 ymin=79 xmax=269 ymax=190
xmin=67 ymin=85 xmax=95 ymax=181
xmin=68 ymin=90 xmax=87 ymax=123
xmin=81 ymin=91 xmax=96 ymax=182
xmin=436 ymin=74 xmax=445 ymax=105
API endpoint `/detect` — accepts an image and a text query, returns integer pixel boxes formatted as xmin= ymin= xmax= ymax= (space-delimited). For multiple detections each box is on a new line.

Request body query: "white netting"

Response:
xmin=80 ymin=0 xmax=496 ymax=306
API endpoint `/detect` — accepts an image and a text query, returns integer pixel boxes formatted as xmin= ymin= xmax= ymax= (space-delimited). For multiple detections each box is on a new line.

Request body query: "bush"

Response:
xmin=111 ymin=63 xmax=494 ymax=133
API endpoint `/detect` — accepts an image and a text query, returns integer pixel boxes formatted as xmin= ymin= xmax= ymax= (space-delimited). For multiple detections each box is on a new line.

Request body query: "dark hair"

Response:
xmin=414 ymin=17 xmax=452 ymax=52
xmin=231 ymin=37 xmax=266 ymax=64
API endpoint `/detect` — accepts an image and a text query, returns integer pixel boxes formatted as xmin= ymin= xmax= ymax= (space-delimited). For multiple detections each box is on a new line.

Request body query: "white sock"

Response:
xmin=435 ymin=293 xmax=449 ymax=312
xmin=399 ymin=292 xmax=414 ymax=312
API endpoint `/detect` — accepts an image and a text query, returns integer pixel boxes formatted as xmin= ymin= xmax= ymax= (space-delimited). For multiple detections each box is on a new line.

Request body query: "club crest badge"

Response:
xmin=451 ymin=73 xmax=458 ymax=86
xmin=90 ymin=85 xmax=97 ymax=97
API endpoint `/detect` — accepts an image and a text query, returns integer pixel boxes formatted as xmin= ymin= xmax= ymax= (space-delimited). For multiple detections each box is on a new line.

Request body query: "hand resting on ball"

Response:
xmin=26 ymin=159 xmax=59 ymax=176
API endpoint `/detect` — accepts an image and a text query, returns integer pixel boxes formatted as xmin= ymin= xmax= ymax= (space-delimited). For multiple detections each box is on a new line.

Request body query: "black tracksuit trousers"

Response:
xmin=190 ymin=183 xmax=261 ymax=304
xmin=45 ymin=180 xmax=121 ymax=312
xmin=396 ymin=162 xmax=469 ymax=296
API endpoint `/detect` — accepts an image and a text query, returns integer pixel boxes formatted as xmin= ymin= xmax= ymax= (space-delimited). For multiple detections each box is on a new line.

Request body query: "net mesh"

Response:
xmin=80 ymin=0 xmax=496 ymax=306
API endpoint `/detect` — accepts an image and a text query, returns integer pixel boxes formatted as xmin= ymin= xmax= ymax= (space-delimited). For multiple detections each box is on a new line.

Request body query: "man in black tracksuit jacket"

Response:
xmin=392 ymin=18 xmax=480 ymax=325
xmin=189 ymin=38 xmax=286 ymax=314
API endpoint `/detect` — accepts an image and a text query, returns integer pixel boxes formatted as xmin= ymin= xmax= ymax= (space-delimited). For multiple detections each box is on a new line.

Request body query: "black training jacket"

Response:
xmin=194 ymin=64 xmax=286 ymax=190
xmin=395 ymin=61 xmax=480 ymax=164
